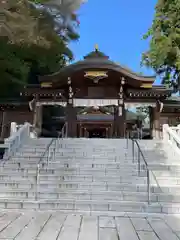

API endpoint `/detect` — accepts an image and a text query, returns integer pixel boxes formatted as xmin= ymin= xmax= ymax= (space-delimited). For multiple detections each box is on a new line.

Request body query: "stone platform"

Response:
xmin=0 ymin=211 xmax=179 ymax=239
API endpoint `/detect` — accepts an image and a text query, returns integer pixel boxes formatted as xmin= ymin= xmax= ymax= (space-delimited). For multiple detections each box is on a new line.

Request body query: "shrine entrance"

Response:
xmin=33 ymin=102 xmax=67 ymax=138
xmin=41 ymin=105 xmax=65 ymax=137
xmin=78 ymin=123 xmax=111 ymax=138
xmin=77 ymin=106 xmax=113 ymax=138
xmin=89 ymin=128 xmax=106 ymax=138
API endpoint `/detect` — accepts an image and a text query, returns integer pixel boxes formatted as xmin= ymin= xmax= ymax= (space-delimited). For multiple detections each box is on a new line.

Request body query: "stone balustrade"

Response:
xmin=163 ymin=124 xmax=180 ymax=154
xmin=170 ymin=125 xmax=180 ymax=136
xmin=2 ymin=122 xmax=31 ymax=159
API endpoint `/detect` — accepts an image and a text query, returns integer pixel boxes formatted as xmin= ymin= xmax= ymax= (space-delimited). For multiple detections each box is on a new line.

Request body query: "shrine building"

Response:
xmin=0 ymin=46 xmax=179 ymax=139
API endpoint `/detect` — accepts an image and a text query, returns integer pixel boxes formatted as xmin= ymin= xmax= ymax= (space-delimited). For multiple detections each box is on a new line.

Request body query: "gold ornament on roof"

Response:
xmin=95 ymin=44 xmax=99 ymax=51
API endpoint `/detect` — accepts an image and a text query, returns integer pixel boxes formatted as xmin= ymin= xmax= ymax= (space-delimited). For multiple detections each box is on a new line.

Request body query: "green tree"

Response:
xmin=0 ymin=0 xmax=81 ymax=98
xmin=136 ymin=106 xmax=149 ymax=121
xmin=142 ymin=0 xmax=180 ymax=92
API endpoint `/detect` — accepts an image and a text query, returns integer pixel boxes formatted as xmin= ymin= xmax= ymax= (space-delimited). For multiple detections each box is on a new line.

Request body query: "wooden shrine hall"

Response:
xmin=22 ymin=45 xmax=173 ymax=139
xmin=0 ymin=46 xmax=177 ymax=139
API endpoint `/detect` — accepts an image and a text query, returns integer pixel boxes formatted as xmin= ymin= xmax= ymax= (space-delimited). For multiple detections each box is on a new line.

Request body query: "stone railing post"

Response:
xmin=163 ymin=124 xmax=180 ymax=155
xmin=10 ymin=122 xmax=18 ymax=136
xmin=163 ymin=124 xmax=169 ymax=141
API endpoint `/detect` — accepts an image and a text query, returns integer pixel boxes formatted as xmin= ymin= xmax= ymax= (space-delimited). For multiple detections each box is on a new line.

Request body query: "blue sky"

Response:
xmin=70 ymin=0 xmax=159 ymax=84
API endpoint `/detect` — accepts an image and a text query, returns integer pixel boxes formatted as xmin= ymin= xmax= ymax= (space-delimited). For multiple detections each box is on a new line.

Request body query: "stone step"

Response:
xmin=0 ymin=174 xmax=146 ymax=183
xmin=0 ymin=170 xmax=139 ymax=177
xmin=0 ymin=167 xmax=141 ymax=175
xmin=7 ymin=158 xmax=134 ymax=164
xmin=0 ymin=199 xmax=163 ymax=213
xmin=7 ymin=161 xmax=134 ymax=167
xmin=0 ymin=177 xmax=148 ymax=186
xmin=3 ymin=170 xmax=180 ymax=185
xmin=22 ymin=145 xmax=52 ymax=149
xmin=2 ymin=137 xmax=179 ymax=214
xmin=6 ymin=162 xmax=180 ymax=171
xmin=4 ymin=162 xmax=135 ymax=169
xmin=155 ymin=177 xmax=180 ymax=185
xmin=13 ymin=155 xmax=131 ymax=160
xmin=1 ymin=189 xmax=180 ymax=203
xmin=153 ymin=170 xmax=180 ymax=177
xmin=2 ymin=162 xmax=139 ymax=168
xmin=123 ymin=191 xmax=180 ymax=203
xmin=20 ymin=147 xmax=128 ymax=151
xmin=55 ymin=150 xmax=129 ymax=154
xmin=10 ymin=155 xmax=132 ymax=159
xmin=1 ymin=164 xmax=140 ymax=171
xmin=142 ymin=164 xmax=180 ymax=171
xmin=0 ymin=169 xmax=140 ymax=177
xmin=0 ymin=182 xmax=158 ymax=192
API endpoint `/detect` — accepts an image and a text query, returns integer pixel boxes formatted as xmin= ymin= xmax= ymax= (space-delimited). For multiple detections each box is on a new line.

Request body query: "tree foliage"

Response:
xmin=136 ymin=106 xmax=149 ymax=120
xmin=0 ymin=0 xmax=82 ymax=98
xmin=142 ymin=0 xmax=180 ymax=91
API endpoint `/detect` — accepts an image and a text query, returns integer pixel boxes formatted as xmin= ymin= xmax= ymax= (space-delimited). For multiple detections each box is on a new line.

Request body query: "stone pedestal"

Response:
xmin=10 ymin=122 xmax=17 ymax=136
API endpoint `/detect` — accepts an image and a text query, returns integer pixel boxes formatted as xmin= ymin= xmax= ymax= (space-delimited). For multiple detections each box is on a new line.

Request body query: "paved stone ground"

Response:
xmin=0 ymin=211 xmax=179 ymax=239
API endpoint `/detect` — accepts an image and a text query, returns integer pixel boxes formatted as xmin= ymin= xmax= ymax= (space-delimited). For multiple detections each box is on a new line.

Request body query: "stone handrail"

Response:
xmin=3 ymin=122 xmax=31 ymax=159
xmin=10 ymin=122 xmax=36 ymax=139
xmin=163 ymin=124 xmax=180 ymax=154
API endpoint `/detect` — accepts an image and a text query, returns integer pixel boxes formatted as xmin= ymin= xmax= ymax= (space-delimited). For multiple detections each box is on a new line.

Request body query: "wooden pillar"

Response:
xmin=66 ymin=103 xmax=76 ymax=137
xmin=66 ymin=77 xmax=77 ymax=137
xmin=110 ymin=124 xmax=113 ymax=138
xmin=106 ymin=127 xmax=108 ymax=138
xmin=79 ymin=124 xmax=82 ymax=137
xmin=33 ymin=103 xmax=42 ymax=137
xmin=84 ymin=127 xmax=88 ymax=138
xmin=113 ymin=106 xmax=118 ymax=137
xmin=149 ymin=106 xmax=153 ymax=139
xmin=116 ymin=105 xmax=126 ymax=137
xmin=152 ymin=102 xmax=161 ymax=139
xmin=116 ymin=77 xmax=125 ymax=138
xmin=0 ymin=110 xmax=7 ymax=139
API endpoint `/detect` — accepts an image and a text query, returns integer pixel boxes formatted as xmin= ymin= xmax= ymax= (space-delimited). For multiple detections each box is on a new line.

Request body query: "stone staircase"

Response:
xmin=0 ymin=137 xmax=180 ymax=214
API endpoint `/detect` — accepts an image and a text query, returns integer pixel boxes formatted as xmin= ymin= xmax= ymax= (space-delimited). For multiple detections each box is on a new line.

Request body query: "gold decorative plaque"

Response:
xmin=41 ymin=82 xmax=52 ymax=88
xmin=84 ymin=71 xmax=108 ymax=79
xmin=140 ymin=83 xmax=152 ymax=88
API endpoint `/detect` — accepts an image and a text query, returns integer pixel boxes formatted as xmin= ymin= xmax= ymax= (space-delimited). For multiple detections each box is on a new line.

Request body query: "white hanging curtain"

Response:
xmin=36 ymin=101 xmax=67 ymax=107
xmin=74 ymin=100 xmax=156 ymax=108
xmin=73 ymin=99 xmax=118 ymax=107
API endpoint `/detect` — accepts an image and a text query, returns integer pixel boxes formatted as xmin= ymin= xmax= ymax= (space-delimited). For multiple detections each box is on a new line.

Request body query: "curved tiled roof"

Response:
xmin=39 ymin=49 xmax=155 ymax=83
xmin=84 ymin=49 xmax=109 ymax=59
